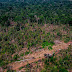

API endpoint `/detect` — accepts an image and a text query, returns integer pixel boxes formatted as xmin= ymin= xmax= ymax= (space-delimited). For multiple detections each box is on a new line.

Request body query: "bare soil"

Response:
xmin=7 ymin=41 xmax=72 ymax=71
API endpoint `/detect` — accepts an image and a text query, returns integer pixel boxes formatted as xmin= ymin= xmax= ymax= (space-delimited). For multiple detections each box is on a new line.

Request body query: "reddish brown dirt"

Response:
xmin=19 ymin=61 xmax=44 ymax=72
xmin=0 ymin=67 xmax=3 ymax=72
xmin=7 ymin=41 xmax=72 ymax=71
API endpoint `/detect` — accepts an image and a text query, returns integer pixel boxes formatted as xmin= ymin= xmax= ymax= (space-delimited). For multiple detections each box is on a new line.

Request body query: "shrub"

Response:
xmin=19 ymin=66 xmax=24 ymax=70
xmin=48 ymin=46 xmax=53 ymax=50
xmin=3 ymin=35 xmax=8 ymax=41
xmin=57 ymin=32 xmax=62 ymax=37
xmin=69 ymin=21 xmax=72 ymax=26
xmin=59 ymin=67 xmax=68 ymax=72
xmin=25 ymin=51 xmax=29 ymax=55
xmin=51 ymin=66 xmax=58 ymax=72
xmin=0 ymin=60 xmax=6 ymax=66
xmin=0 ymin=37 xmax=2 ymax=41
xmin=20 ymin=53 xmax=24 ymax=56
xmin=41 ymin=68 xmax=46 ymax=72
xmin=47 ymin=32 xmax=50 ymax=36
xmin=13 ymin=54 xmax=19 ymax=61
xmin=64 ymin=37 xmax=70 ymax=43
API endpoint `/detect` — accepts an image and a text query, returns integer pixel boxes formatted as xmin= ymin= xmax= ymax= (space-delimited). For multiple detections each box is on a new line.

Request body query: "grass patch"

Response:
xmin=42 ymin=41 xmax=54 ymax=48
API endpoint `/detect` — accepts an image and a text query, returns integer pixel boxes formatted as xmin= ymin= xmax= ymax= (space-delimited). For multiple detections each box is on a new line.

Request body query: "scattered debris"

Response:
xmin=54 ymin=40 xmax=61 ymax=45
xmin=32 ymin=57 xmax=35 ymax=59
xmin=0 ymin=67 xmax=3 ymax=72
xmin=59 ymin=49 xmax=61 ymax=51
xmin=38 ymin=59 xmax=41 ymax=62
xmin=44 ymin=54 xmax=52 ymax=58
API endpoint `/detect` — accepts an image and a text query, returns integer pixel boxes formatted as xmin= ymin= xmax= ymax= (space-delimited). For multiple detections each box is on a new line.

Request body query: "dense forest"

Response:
xmin=0 ymin=0 xmax=72 ymax=72
xmin=0 ymin=0 xmax=72 ymax=25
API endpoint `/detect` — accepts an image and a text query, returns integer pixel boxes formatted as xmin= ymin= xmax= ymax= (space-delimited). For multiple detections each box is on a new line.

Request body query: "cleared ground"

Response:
xmin=7 ymin=41 xmax=72 ymax=71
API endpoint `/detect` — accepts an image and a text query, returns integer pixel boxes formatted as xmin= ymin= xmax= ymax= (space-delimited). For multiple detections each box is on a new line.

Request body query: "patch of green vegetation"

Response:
xmin=27 ymin=42 xmax=35 ymax=49
xmin=30 ymin=52 xmax=32 ymax=54
xmin=41 ymin=68 xmax=46 ymax=72
xmin=64 ymin=37 xmax=70 ymax=43
xmin=48 ymin=46 xmax=53 ymax=50
xmin=47 ymin=32 xmax=50 ymax=36
xmin=16 ymin=60 xmax=20 ymax=61
xmin=7 ymin=70 xmax=16 ymax=72
xmin=26 ymin=63 xmax=30 ymax=67
xmin=42 ymin=41 xmax=54 ymax=48
xmin=0 ymin=60 xmax=6 ymax=67
xmin=25 ymin=51 xmax=30 ymax=55
xmin=59 ymin=67 xmax=68 ymax=72
xmin=13 ymin=54 xmax=19 ymax=61
xmin=20 ymin=53 xmax=24 ymax=56
xmin=35 ymin=61 xmax=38 ymax=64
xmin=19 ymin=66 xmax=24 ymax=70
xmin=57 ymin=32 xmax=62 ymax=37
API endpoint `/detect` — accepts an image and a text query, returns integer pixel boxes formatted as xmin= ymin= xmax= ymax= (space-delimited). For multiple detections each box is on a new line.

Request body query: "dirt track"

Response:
xmin=8 ymin=41 xmax=72 ymax=71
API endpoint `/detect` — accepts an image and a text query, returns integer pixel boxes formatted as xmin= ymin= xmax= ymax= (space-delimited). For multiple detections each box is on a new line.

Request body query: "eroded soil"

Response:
xmin=7 ymin=41 xmax=72 ymax=71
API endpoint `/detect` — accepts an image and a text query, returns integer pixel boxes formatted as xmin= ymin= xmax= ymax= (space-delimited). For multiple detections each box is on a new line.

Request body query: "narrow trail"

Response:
xmin=8 ymin=41 xmax=72 ymax=71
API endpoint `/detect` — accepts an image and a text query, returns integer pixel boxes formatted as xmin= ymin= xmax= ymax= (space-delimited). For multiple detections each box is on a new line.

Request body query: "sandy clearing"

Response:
xmin=8 ymin=41 xmax=72 ymax=71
